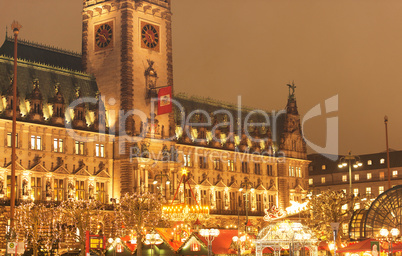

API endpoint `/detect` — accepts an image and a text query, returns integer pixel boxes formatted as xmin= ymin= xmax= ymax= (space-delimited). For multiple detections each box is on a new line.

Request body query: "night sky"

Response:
xmin=1 ymin=0 xmax=402 ymax=157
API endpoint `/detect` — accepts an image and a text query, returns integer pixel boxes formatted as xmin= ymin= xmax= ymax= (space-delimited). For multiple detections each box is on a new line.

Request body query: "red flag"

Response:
xmin=157 ymin=86 xmax=172 ymax=115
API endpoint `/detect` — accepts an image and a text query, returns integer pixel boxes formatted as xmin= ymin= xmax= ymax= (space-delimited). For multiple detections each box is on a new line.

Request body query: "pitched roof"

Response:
xmin=0 ymin=36 xmax=82 ymax=71
xmin=196 ymin=229 xmax=239 ymax=255
xmin=174 ymin=93 xmax=286 ymax=143
xmin=0 ymin=55 xmax=98 ymax=119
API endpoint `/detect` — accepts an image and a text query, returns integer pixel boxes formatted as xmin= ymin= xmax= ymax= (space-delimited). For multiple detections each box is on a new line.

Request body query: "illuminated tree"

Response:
xmin=56 ymin=200 xmax=103 ymax=256
xmin=307 ymin=190 xmax=358 ymax=241
xmin=15 ymin=202 xmax=59 ymax=256
xmin=117 ymin=192 xmax=164 ymax=256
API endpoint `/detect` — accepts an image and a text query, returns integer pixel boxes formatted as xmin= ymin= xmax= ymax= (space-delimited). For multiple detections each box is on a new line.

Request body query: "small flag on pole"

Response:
xmin=157 ymin=86 xmax=172 ymax=115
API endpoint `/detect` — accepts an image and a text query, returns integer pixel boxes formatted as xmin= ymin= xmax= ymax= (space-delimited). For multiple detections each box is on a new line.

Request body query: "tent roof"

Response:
xmin=337 ymin=239 xmax=387 ymax=253
xmin=196 ymin=229 xmax=239 ymax=255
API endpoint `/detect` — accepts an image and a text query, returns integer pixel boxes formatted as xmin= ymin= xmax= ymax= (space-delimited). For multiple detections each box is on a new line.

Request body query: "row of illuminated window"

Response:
xmin=184 ymin=154 xmax=275 ymax=176
xmin=321 ymin=158 xmax=387 ymax=170
xmin=7 ymin=176 xmax=107 ymax=202
xmin=288 ymin=166 xmax=303 ymax=177
xmin=7 ymin=133 xmax=105 ymax=157
xmin=311 ymin=171 xmax=398 ymax=185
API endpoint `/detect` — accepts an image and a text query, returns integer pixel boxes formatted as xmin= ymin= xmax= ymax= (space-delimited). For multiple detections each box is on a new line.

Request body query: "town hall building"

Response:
xmin=0 ymin=0 xmax=309 ymax=231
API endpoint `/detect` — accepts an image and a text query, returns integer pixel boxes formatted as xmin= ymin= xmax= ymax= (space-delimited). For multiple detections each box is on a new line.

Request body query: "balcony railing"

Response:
xmin=209 ymin=208 xmax=265 ymax=216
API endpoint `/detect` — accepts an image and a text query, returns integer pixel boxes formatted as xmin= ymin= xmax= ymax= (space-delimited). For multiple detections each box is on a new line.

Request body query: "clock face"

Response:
xmin=141 ymin=22 xmax=160 ymax=51
xmin=95 ymin=22 xmax=113 ymax=51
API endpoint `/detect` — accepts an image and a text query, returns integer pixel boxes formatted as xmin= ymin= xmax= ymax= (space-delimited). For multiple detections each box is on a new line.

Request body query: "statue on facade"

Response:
xmin=22 ymin=179 xmax=28 ymax=196
xmin=0 ymin=180 xmax=3 ymax=194
xmin=68 ymin=182 xmax=74 ymax=198
xmin=45 ymin=180 xmax=51 ymax=197
xmin=286 ymin=81 xmax=296 ymax=99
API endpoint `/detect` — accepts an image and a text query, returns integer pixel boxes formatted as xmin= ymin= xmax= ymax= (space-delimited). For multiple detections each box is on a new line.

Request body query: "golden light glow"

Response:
xmin=181 ymin=167 xmax=188 ymax=176
xmin=162 ymin=204 xmax=209 ymax=222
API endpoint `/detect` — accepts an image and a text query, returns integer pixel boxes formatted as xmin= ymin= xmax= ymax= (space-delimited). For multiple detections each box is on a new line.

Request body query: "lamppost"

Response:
xmin=152 ymin=171 xmax=171 ymax=197
xmin=239 ymin=178 xmax=254 ymax=227
xmin=338 ymin=151 xmax=362 ymax=195
xmin=200 ymin=228 xmax=220 ymax=256
xmin=380 ymin=228 xmax=400 ymax=256
xmin=144 ymin=231 xmax=163 ymax=256
xmin=232 ymin=235 xmax=246 ymax=256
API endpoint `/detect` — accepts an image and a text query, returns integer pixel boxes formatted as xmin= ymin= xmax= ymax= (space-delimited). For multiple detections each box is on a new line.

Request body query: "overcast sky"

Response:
xmin=1 ymin=0 xmax=402 ymax=157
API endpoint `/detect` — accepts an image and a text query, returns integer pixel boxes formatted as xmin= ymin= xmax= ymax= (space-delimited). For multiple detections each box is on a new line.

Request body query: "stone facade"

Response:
xmin=0 ymin=0 xmax=310 ymax=239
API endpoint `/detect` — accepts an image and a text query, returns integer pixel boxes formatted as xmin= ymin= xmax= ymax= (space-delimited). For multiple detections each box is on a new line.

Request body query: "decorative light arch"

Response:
xmin=255 ymin=220 xmax=318 ymax=256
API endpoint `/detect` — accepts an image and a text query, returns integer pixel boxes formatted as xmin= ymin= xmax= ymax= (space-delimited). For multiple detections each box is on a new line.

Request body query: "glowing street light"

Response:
xmin=200 ymin=229 xmax=220 ymax=256
xmin=338 ymin=151 xmax=362 ymax=195
xmin=380 ymin=228 xmax=400 ymax=256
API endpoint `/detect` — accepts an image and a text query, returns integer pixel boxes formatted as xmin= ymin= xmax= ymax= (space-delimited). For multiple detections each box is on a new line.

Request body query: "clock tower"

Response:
xmin=82 ymin=0 xmax=174 ymax=195
xmin=82 ymin=0 xmax=173 ymax=135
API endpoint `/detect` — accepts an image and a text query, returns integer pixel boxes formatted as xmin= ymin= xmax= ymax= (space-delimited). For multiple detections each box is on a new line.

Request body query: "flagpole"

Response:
xmin=10 ymin=21 xmax=21 ymax=235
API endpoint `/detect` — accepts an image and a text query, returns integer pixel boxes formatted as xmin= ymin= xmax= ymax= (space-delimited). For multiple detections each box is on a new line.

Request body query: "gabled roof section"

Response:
xmin=229 ymin=180 xmax=239 ymax=188
xmin=199 ymin=178 xmax=212 ymax=187
xmin=30 ymin=164 xmax=48 ymax=173
xmin=74 ymin=167 xmax=92 ymax=176
xmin=177 ymin=233 xmax=207 ymax=252
xmin=95 ymin=169 xmax=111 ymax=178
xmin=214 ymin=179 xmax=226 ymax=187
xmin=53 ymin=166 xmax=70 ymax=174
xmin=255 ymin=183 xmax=266 ymax=190
xmin=0 ymin=36 xmax=82 ymax=71
xmin=6 ymin=161 xmax=25 ymax=171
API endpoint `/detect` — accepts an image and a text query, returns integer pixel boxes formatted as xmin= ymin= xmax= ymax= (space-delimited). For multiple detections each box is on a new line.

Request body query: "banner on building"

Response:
xmin=157 ymin=86 xmax=172 ymax=115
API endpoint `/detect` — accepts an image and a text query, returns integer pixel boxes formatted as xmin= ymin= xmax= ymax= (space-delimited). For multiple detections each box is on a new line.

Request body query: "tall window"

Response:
xmin=7 ymin=175 xmax=17 ymax=199
xmin=366 ymin=187 xmax=371 ymax=195
xmin=254 ymin=163 xmax=261 ymax=175
xmin=95 ymin=144 xmax=105 ymax=157
xmin=96 ymin=182 xmax=106 ymax=203
xmin=257 ymin=194 xmax=262 ymax=212
xmin=53 ymin=138 xmax=63 ymax=153
xmin=213 ymin=159 xmax=221 ymax=170
xmin=30 ymin=135 xmax=42 ymax=150
xmin=227 ymin=159 xmax=235 ymax=171
xmin=367 ymin=160 xmax=372 ymax=165
xmin=297 ymin=167 xmax=302 ymax=177
xmin=241 ymin=162 xmax=248 ymax=173
xmin=354 ymin=174 xmax=359 ymax=181
xmin=380 ymin=158 xmax=385 ymax=164
xmin=75 ymin=180 xmax=85 ymax=200
xmin=367 ymin=173 xmax=372 ymax=180
xmin=183 ymin=154 xmax=191 ymax=167
xmin=342 ymin=175 xmax=347 ymax=182
xmin=267 ymin=165 xmax=273 ymax=176
xmin=353 ymin=188 xmax=359 ymax=197
xmin=199 ymin=156 xmax=207 ymax=169
xmin=379 ymin=186 xmax=384 ymax=194
xmin=380 ymin=172 xmax=385 ymax=180
xmin=322 ymin=165 xmax=326 ymax=170
xmin=31 ymin=177 xmax=41 ymax=201
xmin=75 ymin=141 xmax=85 ymax=155
xmin=215 ymin=191 xmax=222 ymax=210
xmin=321 ymin=177 xmax=325 ymax=184
xmin=309 ymin=179 xmax=313 ymax=185
xmin=392 ymin=170 xmax=398 ymax=177
xmin=7 ymin=133 xmax=18 ymax=147
xmin=54 ymin=179 xmax=64 ymax=201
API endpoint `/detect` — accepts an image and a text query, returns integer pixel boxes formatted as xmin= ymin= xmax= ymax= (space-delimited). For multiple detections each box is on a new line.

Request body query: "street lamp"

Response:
xmin=380 ymin=228 xmax=400 ymax=256
xmin=338 ymin=151 xmax=362 ymax=195
xmin=232 ymin=235 xmax=246 ymax=256
xmin=239 ymin=178 xmax=254 ymax=227
xmin=144 ymin=231 xmax=163 ymax=256
xmin=152 ymin=172 xmax=171 ymax=196
xmin=200 ymin=228 xmax=220 ymax=256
